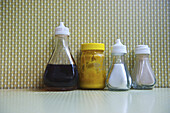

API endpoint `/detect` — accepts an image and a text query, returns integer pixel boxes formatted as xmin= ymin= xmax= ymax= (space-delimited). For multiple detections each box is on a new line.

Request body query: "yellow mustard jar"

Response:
xmin=80 ymin=43 xmax=106 ymax=89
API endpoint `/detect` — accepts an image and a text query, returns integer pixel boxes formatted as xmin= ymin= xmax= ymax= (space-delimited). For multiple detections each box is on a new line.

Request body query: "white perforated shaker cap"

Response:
xmin=135 ymin=45 xmax=150 ymax=54
xmin=55 ymin=22 xmax=70 ymax=35
xmin=112 ymin=39 xmax=127 ymax=54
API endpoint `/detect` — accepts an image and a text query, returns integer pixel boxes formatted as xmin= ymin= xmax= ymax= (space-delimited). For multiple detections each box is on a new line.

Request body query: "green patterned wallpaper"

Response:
xmin=0 ymin=0 xmax=169 ymax=88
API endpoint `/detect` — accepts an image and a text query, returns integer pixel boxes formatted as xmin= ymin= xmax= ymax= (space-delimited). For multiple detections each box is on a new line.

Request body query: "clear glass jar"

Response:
xmin=106 ymin=53 xmax=131 ymax=91
xmin=80 ymin=43 xmax=106 ymax=89
xmin=43 ymin=22 xmax=78 ymax=91
xmin=132 ymin=54 xmax=156 ymax=89
xmin=106 ymin=39 xmax=131 ymax=91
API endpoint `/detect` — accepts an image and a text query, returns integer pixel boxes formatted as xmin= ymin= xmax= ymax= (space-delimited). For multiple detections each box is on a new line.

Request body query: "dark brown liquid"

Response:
xmin=43 ymin=64 xmax=78 ymax=91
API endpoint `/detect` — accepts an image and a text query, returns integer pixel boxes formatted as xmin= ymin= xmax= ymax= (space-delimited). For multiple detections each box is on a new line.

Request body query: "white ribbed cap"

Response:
xmin=55 ymin=22 xmax=70 ymax=35
xmin=135 ymin=45 xmax=150 ymax=54
xmin=112 ymin=39 xmax=127 ymax=54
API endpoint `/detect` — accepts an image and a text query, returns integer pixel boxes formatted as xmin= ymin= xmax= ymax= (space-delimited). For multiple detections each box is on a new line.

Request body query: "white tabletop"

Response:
xmin=0 ymin=88 xmax=170 ymax=113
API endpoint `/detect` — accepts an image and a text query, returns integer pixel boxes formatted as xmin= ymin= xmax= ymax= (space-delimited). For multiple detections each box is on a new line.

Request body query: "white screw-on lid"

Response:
xmin=135 ymin=45 xmax=150 ymax=54
xmin=55 ymin=22 xmax=70 ymax=35
xmin=112 ymin=39 xmax=127 ymax=54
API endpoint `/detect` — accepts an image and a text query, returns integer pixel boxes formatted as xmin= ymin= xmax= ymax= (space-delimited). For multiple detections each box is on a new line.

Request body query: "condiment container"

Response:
xmin=106 ymin=39 xmax=131 ymax=91
xmin=80 ymin=43 xmax=106 ymax=89
xmin=43 ymin=22 xmax=78 ymax=91
xmin=132 ymin=45 xmax=156 ymax=89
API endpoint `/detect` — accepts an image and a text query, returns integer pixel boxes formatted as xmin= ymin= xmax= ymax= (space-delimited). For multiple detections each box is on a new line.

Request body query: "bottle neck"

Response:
xmin=55 ymin=34 xmax=69 ymax=48
xmin=136 ymin=54 xmax=149 ymax=61
xmin=112 ymin=53 xmax=125 ymax=64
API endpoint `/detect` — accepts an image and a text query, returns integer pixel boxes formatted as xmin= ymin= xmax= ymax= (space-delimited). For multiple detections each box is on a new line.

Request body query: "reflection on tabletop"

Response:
xmin=0 ymin=88 xmax=169 ymax=113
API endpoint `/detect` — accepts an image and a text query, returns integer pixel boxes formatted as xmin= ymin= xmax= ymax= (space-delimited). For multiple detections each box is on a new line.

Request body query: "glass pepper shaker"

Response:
xmin=43 ymin=22 xmax=78 ymax=91
xmin=132 ymin=45 xmax=156 ymax=89
xmin=106 ymin=39 xmax=131 ymax=91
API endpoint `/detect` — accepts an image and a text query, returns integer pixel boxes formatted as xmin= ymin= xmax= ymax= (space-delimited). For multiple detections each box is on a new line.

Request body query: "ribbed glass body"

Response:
xmin=43 ymin=35 xmax=78 ymax=91
xmin=106 ymin=53 xmax=131 ymax=91
xmin=80 ymin=50 xmax=106 ymax=89
xmin=132 ymin=54 xmax=156 ymax=89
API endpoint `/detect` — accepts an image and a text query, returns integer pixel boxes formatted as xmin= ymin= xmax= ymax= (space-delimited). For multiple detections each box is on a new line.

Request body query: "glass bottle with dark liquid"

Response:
xmin=43 ymin=22 xmax=78 ymax=90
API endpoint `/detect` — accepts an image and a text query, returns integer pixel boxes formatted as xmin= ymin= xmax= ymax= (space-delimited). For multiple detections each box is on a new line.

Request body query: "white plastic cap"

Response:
xmin=55 ymin=22 xmax=70 ymax=35
xmin=135 ymin=45 xmax=150 ymax=54
xmin=112 ymin=39 xmax=127 ymax=54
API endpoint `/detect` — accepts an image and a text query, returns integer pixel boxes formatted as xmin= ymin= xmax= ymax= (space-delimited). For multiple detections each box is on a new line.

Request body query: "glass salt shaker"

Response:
xmin=132 ymin=45 xmax=156 ymax=89
xmin=43 ymin=22 xmax=78 ymax=91
xmin=106 ymin=39 xmax=131 ymax=91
